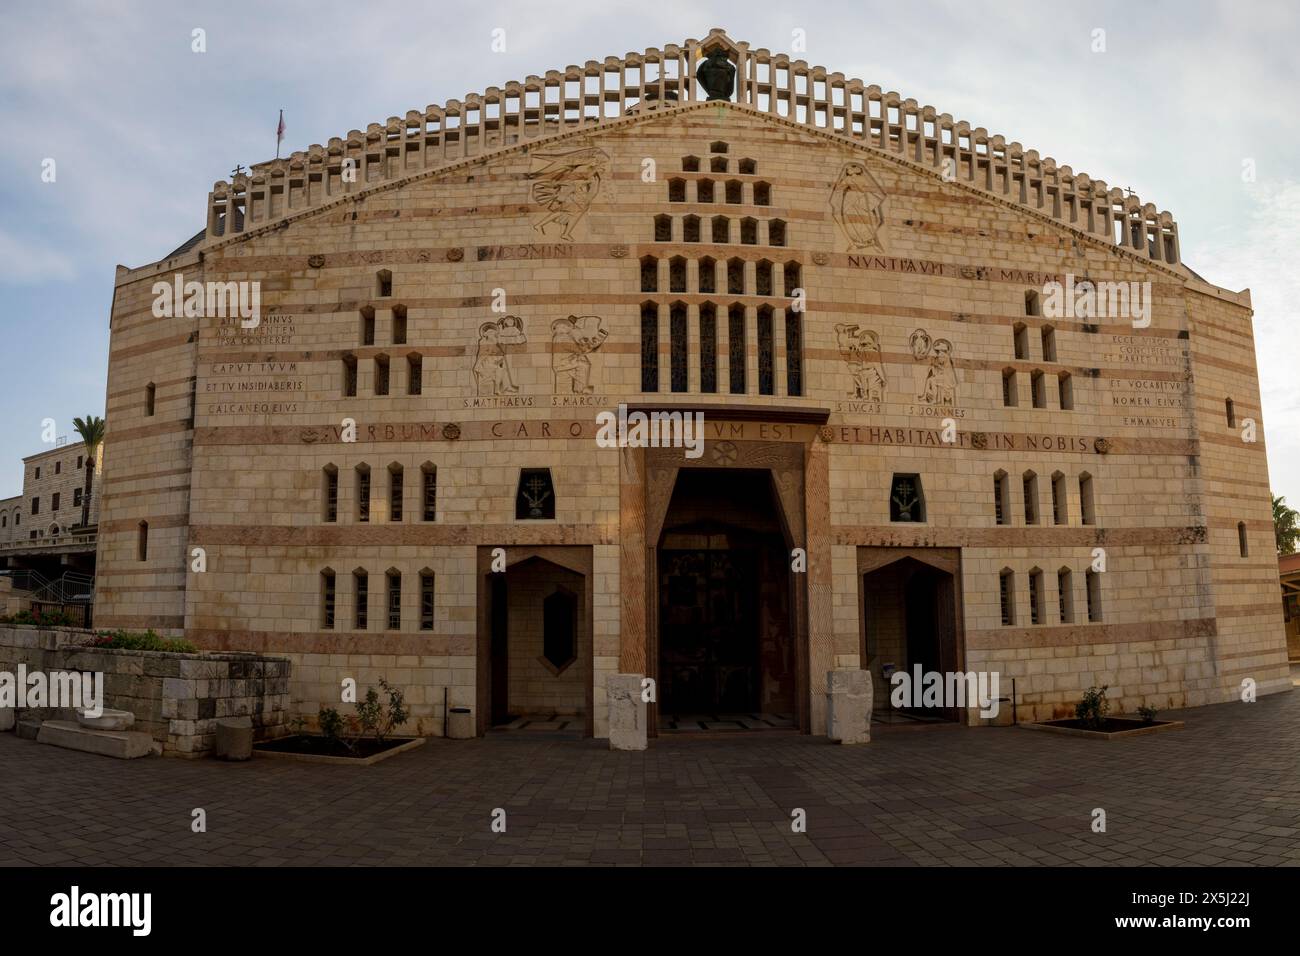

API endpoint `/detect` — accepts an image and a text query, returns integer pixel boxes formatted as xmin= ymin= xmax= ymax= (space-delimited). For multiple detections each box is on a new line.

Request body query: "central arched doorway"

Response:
xmin=655 ymin=468 xmax=797 ymax=731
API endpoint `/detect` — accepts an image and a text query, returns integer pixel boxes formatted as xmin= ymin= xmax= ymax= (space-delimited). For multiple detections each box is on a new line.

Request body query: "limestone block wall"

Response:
xmin=0 ymin=625 xmax=289 ymax=755
xmin=506 ymin=560 xmax=586 ymax=715
xmin=94 ymin=256 xmax=200 ymax=635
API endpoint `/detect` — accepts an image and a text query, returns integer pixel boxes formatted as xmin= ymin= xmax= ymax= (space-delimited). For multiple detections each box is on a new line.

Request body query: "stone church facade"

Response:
xmin=93 ymin=29 xmax=1290 ymax=740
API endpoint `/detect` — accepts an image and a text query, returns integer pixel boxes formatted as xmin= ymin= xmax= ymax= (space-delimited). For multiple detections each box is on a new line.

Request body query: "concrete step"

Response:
xmin=36 ymin=720 xmax=159 ymax=759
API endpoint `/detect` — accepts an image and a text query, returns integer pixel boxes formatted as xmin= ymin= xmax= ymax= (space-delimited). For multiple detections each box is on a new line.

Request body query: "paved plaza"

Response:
xmin=1 ymin=690 xmax=1298 ymax=867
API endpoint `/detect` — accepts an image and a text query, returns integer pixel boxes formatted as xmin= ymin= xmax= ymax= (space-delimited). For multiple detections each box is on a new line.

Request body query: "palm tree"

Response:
xmin=1273 ymin=493 xmax=1299 ymax=556
xmin=72 ymin=415 xmax=105 ymax=530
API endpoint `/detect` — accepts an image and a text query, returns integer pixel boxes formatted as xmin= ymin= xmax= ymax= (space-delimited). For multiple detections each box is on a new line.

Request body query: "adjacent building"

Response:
xmin=92 ymin=28 xmax=1291 ymax=739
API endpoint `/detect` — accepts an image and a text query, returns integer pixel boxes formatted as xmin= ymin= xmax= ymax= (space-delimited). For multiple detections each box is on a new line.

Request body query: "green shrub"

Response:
xmin=353 ymin=678 xmax=410 ymax=744
xmin=86 ymin=629 xmax=197 ymax=653
xmin=1075 ymin=685 xmax=1110 ymax=729
xmin=318 ymin=707 xmax=348 ymax=748
xmin=7 ymin=608 xmax=78 ymax=627
xmin=1136 ymin=703 xmax=1158 ymax=724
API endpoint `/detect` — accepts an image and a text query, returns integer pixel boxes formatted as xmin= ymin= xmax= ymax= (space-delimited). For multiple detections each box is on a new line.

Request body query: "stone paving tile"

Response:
xmin=1 ymin=692 xmax=1298 ymax=866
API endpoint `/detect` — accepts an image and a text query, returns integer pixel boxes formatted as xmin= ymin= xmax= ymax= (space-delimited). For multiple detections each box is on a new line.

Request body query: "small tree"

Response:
xmin=1075 ymin=685 xmax=1109 ymax=730
xmin=352 ymin=678 xmax=409 ymax=744
xmin=1273 ymin=494 xmax=1299 ymax=556
xmin=72 ymin=415 xmax=106 ymax=530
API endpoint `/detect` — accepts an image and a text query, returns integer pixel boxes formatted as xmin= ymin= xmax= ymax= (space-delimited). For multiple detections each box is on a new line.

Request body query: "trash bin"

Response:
xmin=981 ymin=698 xmax=1015 ymax=727
xmin=447 ymin=706 xmax=474 ymax=740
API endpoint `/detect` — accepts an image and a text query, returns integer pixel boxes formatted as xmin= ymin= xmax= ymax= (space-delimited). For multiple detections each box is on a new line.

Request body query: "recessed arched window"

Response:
xmin=697 ymin=179 xmax=715 ymax=203
xmin=783 ymin=261 xmax=801 ymax=296
xmin=728 ymin=304 xmax=746 ymax=394
xmin=740 ymin=217 xmax=758 ymax=245
xmin=1024 ymin=288 xmax=1041 ymax=316
xmin=341 ymin=354 xmax=358 ymax=397
xmin=640 ymin=256 xmax=658 ymax=293
xmin=391 ymin=305 xmax=407 ymax=345
xmin=1057 ymin=567 xmax=1074 ymax=623
xmin=1028 ymin=567 xmax=1044 ymax=625
xmin=355 ymin=464 xmax=371 ymax=523
xmin=353 ymin=569 xmax=369 ymax=629
xmin=668 ymin=178 xmax=686 ymax=202
xmin=1238 ymin=521 xmax=1249 ymax=557
xmin=681 ymin=155 xmax=700 ymax=172
xmin=373 ymin=354 xmax=390 ymax=396
xmin=1031 ymin=370 xmax=1046 ymax=408
xmin=739 ymin=158 xmax=756 ymax=174
xmin=698 ymin=256 xmax=716 ymax=294
xmin=144 ymin=382 xmax=156 ymax=417
xmin=753 ymin=181 xmax=771 ymax=205
xmin=1041 ymin=324 xmax=1057 ymax=361
xmin=360 ymin=306 xmax=375 ymax=345
xmin=755 ymin=259 xmax=773 ymax=296
xmin=1078 ymin=472 xmax=1096 ymax=525
xmin=640 ymin=302 xmax=659 ymax=392
xmin=137 ymin=520 xmax=148 ymax=561
xmin=654 ymin=214 xmax=672 ymax=242
xmin=669 ymin=256 xmax=687 ymax=294
xmin=711 ymin=215 xmax=729 ymax=243
xmin=670 ymin=302 xmax=688 ymax=393
xmin=419 ymin=569 xmax=435 ymax=630
xmin=1051 ymin=471 xmax=1067 ymax=525
xmin=516 ymin=468 xmax=556 ymax=520
xmin=322 ymin=465 xmax=338 ymax=522
xmin=757 ymin=306 xmax=775 ymax=395
xmin=1085 ymin=568 xmax=1103 ymax=622
xmin=1057 ymin=371 xmax=1073 ymax=410
xmin=1225 ymin=398 xmax=1236 ymax=427
xmin=1013 ymin=322 xmax=1028 ymax=360
xmin=388 ymin=463 xmax=403 ymax=522
xmin=1002 ymin=368 xmax=1018 ymax=407
xmin=320 ymin=569 xmax=336 ymax=629
xmin=727 ymin=257 xmax=744 ymax=295
xmin=376 ymin=270 xmax=392 ymax=297
xmin=683 ymin=215 xmax=700 ymax=243
xmin=725 ymin=180 xmax=743 ymax=204
xmin=700 ymin=303 xmax=718 ymax=394
xmin=785 ymin=308 xmax=803 ymax=397
xmin=421 ymin=463 xmax=437 ymax=521
xmin=768 ymin=219 xmax=786 ymax=246
xmin=407 ymin=352 xmax=422 ymax=395
xmin=711 ymin=156 xmax=728 ymax=173
xmin=1022 ymin=471 xmax=1039 ymax=525
xmin=709 ymin=141 xmax=728 ymax=154
xmin=385 ymin=569 xmax=402 ymax=630
xmin=999 ymin=568 xmax=1016 ymax=626
xmin=993 ymin=470 xmax=1009 ymax=525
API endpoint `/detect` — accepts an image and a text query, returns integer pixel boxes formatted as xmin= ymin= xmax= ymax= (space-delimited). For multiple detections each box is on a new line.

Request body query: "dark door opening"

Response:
xmin=655 ymin=468 xmax=796 ymax=731
xmin=863 ymin=556 xmax=961 ymax=722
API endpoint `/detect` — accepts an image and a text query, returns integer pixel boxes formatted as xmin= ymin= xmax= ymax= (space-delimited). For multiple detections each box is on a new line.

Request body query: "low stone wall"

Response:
xmin=0 ymin=625 xmax=290 ymax=757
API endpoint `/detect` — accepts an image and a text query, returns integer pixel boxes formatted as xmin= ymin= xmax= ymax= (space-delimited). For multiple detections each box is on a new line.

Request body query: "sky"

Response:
xmin=0 ymin=0 xmax=1297 ymax=505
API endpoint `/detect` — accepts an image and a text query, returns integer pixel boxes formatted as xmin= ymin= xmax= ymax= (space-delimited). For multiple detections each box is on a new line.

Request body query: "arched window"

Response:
xmin=710 ymin=156 xmax=728 ymax=173
xmin=697 ymin=179 xmax=715 ymax=203
xmin=1041 ymin=324 xmax=1057 ymax=361
xmin=376 ymin=270 xmax=392 ymax=297
xmin=137 ymin=520 xmax=148 ymax=562
xmin=698 ymin=256 xmax=717 ymax=294
xmin=993 ymin=471 xmax=1009 ymax=525
xmin=360 ymin=306 xmax=375 ymax=345
xmin=322 ymin=465 xmax=338 ymax=522
xmin=1225 ymin=398 xmax=1236 ymax=427
xmin=419 ymin=569 xmax=436 ymax=630
xmin=699 ymin=303 xmax=718 ymax=394
xmin=145 ymin=383 xmax=156 ymax=417
xmin=1085 ymin=568 xmax=1103 ymax=622
xmin=727 ymin=257 xmax=745 ymax=295
xmin=670 ymin=302 xmax=688 ymax=393
xmin=640 ymin=302 xmax=659 ymax=392
xmin=999 ymin=568 xmax=1016 ymax=626
xmin=421 ymin=463 xmax=437 ymax=521
xmin=768 ymin=219 xmax=786 ymax=246
xmin=1238 ymin=521 xmax=1249 ymax=557
xmin=391 ymin=305 xmax=407 ymax=345
xmin=341 ymin=354 xmax=358 ymax=397
xmin=711 ymin=215 xmax=729 ymax=243
xmin=1057 ymin=371 xmax=1073 ymax=410
xmin=1028 ymin=567 xmax=1044 ymax=625
xmin=668 ymin=178 xmax=686 ymax=202
xmin=785 ymin=309 xmax=803 ymax=397
xmin=654 ymin=214 xmax=672 ymax=242
xmin=407 ymin=353 xmax=422 ymax=395
xmin=1002 ymin=368 xmax=1018 ymax=407
xmin=1057 ymin=568 xmax=1074 ymax=623
xmin=681 ymin=156 xmax=700 ymax=172
xmin=1013 ymin=322 xmax=1028 ymax=360
xmin=640 ymin=256 xmax=658 ymax=293
xmin=373 ymin=354 xmax=390 ymax=396
xmin=355 ymin=464 xmax=371 ymax=523
xmin=728 ymin=304 xmax=746 ymax=394
xmin=320 ymin=569 xmax=336 ymax=629
xmin=753 ymin=181 xmax=771 ymax=205
xmin=388 ymin=463 xmax=403 ymax=522
xmin=725 ymin=180 xmax=742 ymax=204
xmin=1022 ymin=470 xmax=1039 ymax=525
xmin=385 ymin=569 xmax=402 ymax=630
xmin=757 ymin=305 xmax=775 ymax=395
xmin=740 ymin=217 xmax=758 ymax=244
xmin=683 ymin=215 xmax=700 ymax=243
xmin=669 ymin=256 xmax=687 ymax=294
xmin=353 ymin=569 xmax=369 ymax=629
xmin=739 ymin=158 xmax=757 ymax=175
xmin=1079 ymin=472 xmax=1096 ymax=525
xmin=1051 ymin=472 xmax=1067 ymax=525
xmin=1031 ymin=370 xmax=1046 ymax=408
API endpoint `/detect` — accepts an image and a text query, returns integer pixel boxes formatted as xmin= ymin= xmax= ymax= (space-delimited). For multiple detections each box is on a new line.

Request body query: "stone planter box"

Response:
xmin=1023 ymin=717 xmax=1184 ymax=740
xmin=0 ymin=625 xmax=290 ymax=757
